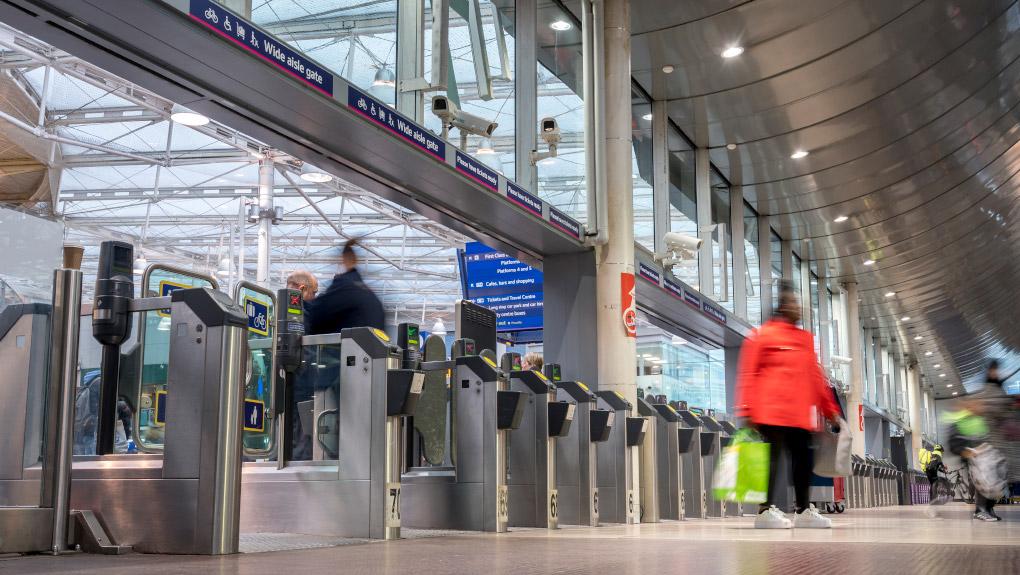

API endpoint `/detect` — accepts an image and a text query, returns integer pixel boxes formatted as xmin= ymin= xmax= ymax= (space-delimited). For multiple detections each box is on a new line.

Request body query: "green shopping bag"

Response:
xmin=712 ymin=429 xmax=770 ymax=504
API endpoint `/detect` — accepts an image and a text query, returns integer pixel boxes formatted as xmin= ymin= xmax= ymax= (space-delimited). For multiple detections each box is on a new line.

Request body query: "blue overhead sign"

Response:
xmin=548 ymin=207 xmax=581 ymax=239
xmin=460 ymin=242 xmax=543 ymax=332
xmin=702 ymin=300 xmax=727 ymax=324
xmin=455 ymin=151 xmax=499 ymax=191
xmin=638 ymin=262 xmax=661 ymax=285
xmin=506 ymin=182 xmax=543 ymax=217
xmin=189 ymin=0 xmax=334 ymax=96
xmin=348 ymin=86 xmax=445 ymax=161
xmin=663 ymin=278 xmax=684 ymax=300
xmin=682 ymin=289 xmax=701 ymax=309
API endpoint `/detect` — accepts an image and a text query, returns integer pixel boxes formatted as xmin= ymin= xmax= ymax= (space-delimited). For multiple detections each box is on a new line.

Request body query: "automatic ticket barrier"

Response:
xmin=718 ymin=420 xmax=741 ymax=516
xmin=241 ymin=316 xmax=424 ymax=541
xmin=507 ymin=359 xmax=574 ymax=529
xmin=649 ymin=403 xmax=685 ymax=521
xmin=698 ymin=415 xmax=724 ymax=517
xmin=636 ymin=398 xmax=662 ymax=523
xmin=595 ymin=391 xmax=646 ymax=524
xmin=676 ymin=410 xmax=708 ymax=519
xmin=552 ymin=371 xmax=612 ymax=527
xmin=401 ymin=349 xmax=525 ymax=532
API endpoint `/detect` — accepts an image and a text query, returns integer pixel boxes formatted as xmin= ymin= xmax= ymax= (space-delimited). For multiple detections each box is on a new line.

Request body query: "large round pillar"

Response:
xmin=844 ymin=282 xmax=866 ymax=457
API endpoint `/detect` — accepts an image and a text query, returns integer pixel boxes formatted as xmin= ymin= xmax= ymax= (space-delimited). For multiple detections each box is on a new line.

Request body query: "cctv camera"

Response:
xmin=663 ymin=232 xmax=703 ymax=252
xmin=432 ymin=95 xmax=498 ymax=137
xmin=539 ymin=117 xmax=561 ymax=146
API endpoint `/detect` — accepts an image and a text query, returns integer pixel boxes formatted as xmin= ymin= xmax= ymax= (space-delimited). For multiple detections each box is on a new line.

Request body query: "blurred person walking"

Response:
xmin=307 ymin=239 xmax=384 ymax=335
xmin=735 ymin=281 xmax=841 ymax=529
xmin=284 ymin=270 xmax=319 ymax=461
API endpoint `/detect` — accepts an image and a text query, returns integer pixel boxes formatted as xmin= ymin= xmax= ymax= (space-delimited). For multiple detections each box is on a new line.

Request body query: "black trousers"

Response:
xmin=758 ymin=424 xmax=813 ymax=511
xmin=927 ymin=471 xmax=938 ymax=499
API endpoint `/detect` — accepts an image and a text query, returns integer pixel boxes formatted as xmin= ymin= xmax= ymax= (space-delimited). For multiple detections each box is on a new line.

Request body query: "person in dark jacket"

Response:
xmin=306 ymin=239 xmax=385 ymax=335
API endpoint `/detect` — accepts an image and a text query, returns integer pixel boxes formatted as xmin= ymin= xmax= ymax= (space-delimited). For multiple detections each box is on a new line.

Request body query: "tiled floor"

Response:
xmin=2 ymin=504 xmax=1017 ymax=574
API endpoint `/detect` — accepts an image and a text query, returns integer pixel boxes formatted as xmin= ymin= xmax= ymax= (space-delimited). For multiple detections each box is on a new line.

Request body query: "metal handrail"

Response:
xmin=133 ymin=264 xmax=219 ymax=453
xmin=234 ymin=281 xmax=276 ymax=458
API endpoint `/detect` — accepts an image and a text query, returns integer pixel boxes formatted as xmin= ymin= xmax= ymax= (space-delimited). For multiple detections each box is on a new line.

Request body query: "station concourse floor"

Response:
xmin=3 ymin=504 xmax=1017 ymax=574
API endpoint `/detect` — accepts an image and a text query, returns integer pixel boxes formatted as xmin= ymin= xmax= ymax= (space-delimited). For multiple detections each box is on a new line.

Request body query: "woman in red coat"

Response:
xmin=736 ymin=281 xmax=840 ymax=529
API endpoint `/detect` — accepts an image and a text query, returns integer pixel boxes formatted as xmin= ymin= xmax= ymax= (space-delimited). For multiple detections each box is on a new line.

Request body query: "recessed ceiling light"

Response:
xmin=833 ymin=215 xmax=849 ymax=223
xmin=933 ymin=364 xmax=941 ymax=368
xmin=300 ymin=170 xmax=333 ymax=183
xmin=925 ymin=351 xmax=933 ymax=356
xmin=947 ymin=383 xmax=953 ymax=387
xmin=170 ymin=104 xmax=209 ymax=127
xmin=790 ymin=150 xmax=809 ymax=159
xmin=885 ymin=292 xmax=896 ymax=298
xmin=726 ymin=143 xmax=737 ymax=151
xmin=863 ymin=259 xmax=875 ymax=266
xmin=550 ymin=20 xmax=572 ymax=31
xmin=939 ymin=373 xmax=946 ymax=378
xmin=901 ymin=316 xmax=910 ymax=321
xmin=952 ymin=392 xmax=958 ymax=396
xmin=914 ymin=335 xmax=923 ymax=341
xmin=661 ymin=65 xmax=675 ymax=74
xmin=721 ymin=45 xmax=744 ymax=58
xmin=642 ymin=113 xmax=653 ymax=121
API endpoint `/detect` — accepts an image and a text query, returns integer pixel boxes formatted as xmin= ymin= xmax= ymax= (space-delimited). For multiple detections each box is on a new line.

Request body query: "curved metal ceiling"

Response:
xmin=629 ymin=0 xmax=1020 ymax=396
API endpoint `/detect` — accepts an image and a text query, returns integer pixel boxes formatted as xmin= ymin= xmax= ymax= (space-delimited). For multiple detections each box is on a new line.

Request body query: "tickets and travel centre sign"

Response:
xmin=459 ymin=242 xmax=543 ymax=332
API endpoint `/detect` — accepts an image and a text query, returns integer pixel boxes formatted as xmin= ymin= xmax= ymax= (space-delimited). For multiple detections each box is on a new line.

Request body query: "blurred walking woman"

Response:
xmin=735 ymin=281 xmax=841 ymax=529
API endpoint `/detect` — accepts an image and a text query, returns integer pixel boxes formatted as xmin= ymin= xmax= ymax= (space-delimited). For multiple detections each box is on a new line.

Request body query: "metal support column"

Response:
xmin=595 ymin=0 xmax=639 ymax=522
xmin=396 ymin=0 xmax=425 ymax=121
xmin=43 ymin=267 xmax=82 ymax=553
xmin=652 ymin=99 xmax=669 ymax=254
xmin=844 ymin=282 xmax=866 ymax=457
xmin=800 ymin=241 xmax=812 ymax=332
xmin=781 ymin=240 xmax=793 ymax=286
xmin=257 ymin=158 xmax=274 ymax=286
xmin=730 ymin=187 xmax=747 ymax=320
xmin=515 ymin=0 xmax=537 ymax=190
xmin=695 ymin=148 xmax=712 ymax=293
xmin=817 ymin=268 xmax=831 ymax=369
xmin=907 ymin=363 xmax=923 ymax=468
xmin=757 ymin=215 xmax=773 ymax=319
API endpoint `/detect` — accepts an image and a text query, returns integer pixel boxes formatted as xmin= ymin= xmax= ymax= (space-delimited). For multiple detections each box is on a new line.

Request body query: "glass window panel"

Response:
xmin=635 ymin=314 xmax=728 ymax=416
xmin=633 ymin=91 xmax=654 ymax=250
xmin=667 ymin=148 xmax=698 ymax=289
xmin=710 ymin=182 xmax=733 ymax=311
xmin=770 ymin=231 xmax=782 ymax=312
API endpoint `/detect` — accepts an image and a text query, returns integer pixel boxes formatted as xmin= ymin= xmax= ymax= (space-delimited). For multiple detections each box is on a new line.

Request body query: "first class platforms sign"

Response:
xmin=190 ymin=0 xmax=334 ymax=96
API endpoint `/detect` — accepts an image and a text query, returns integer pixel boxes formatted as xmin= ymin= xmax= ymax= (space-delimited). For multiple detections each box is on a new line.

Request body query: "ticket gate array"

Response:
xmin=400 ymin=348 xmax=524 ymax=532
xmin=595 ymin=391 xmax=646 ymax=524
xmin=698 ymin=415 xmax=725 ymax=518
xmin=507 ymin=365 xmax=574 ymax=529
xmin=676 ymin=410 xmax=708 ymax=519
xmin=552 ymin=374 xmax=612 ymax=527
xmin=846 ymin=455 xmax=903 ymax=509
xmin=648 ymin=403 xmax=683 ymax=521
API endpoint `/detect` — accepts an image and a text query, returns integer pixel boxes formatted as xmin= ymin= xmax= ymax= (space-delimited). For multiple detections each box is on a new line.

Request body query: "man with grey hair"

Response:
xmin=286 ymin=269 xmax=318 ymax=303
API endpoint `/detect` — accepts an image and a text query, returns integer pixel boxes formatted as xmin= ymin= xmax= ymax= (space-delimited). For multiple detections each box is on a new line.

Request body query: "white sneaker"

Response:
xmin=793 ymin=505 xmax=832 ymax=529
xmin=754 ymin=505 xmax=793 ymax=529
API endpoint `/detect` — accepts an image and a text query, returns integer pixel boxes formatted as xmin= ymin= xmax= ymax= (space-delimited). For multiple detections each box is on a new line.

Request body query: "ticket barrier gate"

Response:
xmin=718 ymin=420 xmax=741 ymax=516
xmin=0 ymin=264 xmax=126 ymax=554
xmin=636 ymin=398 xmax=662 ymax=523
xmin=648 ymin=403 xmax=684 ymax=521
xmin=240 ymin=320 xmax=424 ymax=541
xmin=864 ymin=456 xmax=880 ymax=507
xmin=698 ymin=416 xmax=724 ymax=517
xmin=676 ymin=410 xmax=708 ymax=519
xmin=401 ymin=351 xmax=525 ymax=532
xmin=595 ymin=391 xmax=646 ymax=524
xmin=848 ymin=455 xmax=866 ymax=508
xmin=506 ymin=361 xmax=574 ymax=529
xmin=551 ymin=373 xmax=612 ymax=527
xmin=72 ymin=285 xmax=249 ymax=554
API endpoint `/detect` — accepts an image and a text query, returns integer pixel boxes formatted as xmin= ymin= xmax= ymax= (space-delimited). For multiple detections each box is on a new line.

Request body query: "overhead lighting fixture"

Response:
xmin=169 ymin=104 xmax=209 ymax=127
xmin=925 ymin=351 xmax=933 ymax=356
xmin=550 ymin=20 xmax=572 ymax=31
xmin=671 ymin=335 xmax=686 ymax=346
xmin=863 ymin=259 xmax=876 ymax=266
xmin=790 ymin=150 xmax=809 ymax=159
xmin=833 ymin=215 xmax=849 ymax=223
xmin=661 ymin=65 xmax=675 ymax=74
xmin=947 ymin=383 xmax=953 ymax=387
xmin=726 ymin=143 xmax=737 ymax=151
xmin=914 ymin=335 xmax=923 ymax=341
xmin=300 ymin=165 xmax=334 ymax=183
xmin=901 ymin=316 xmax=910 ymax=321
xmin=933 ymin=364 xmax=941 ymax=369
xmin=721 ymin=45 xmax=744 ymax=58
xmin=476 ymin=137 xmax=496 ymax=155
xmin=372 ymin=66 xmax=396 ymax=88
xmin=885 ymin=292 xmax=896 ymax=298
xmin=642 ymin=113 xmax=653 ymax=121
xmin=952 ymin=392 xmax=958 ymax=396
xmin=939 ymin=373 xmax=947 ymax=378
xmin=431 ymin=319 xmax=447 ymax=336
xmin=132 ymin=256 xmax=148 ymax=275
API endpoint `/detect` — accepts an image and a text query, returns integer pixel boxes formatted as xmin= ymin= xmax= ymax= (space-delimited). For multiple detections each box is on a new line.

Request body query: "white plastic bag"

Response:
xmin=968 ymin=443 xmax=1007 ymax=499
xmin=813 ymin=418 xmax=851 ymax=477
